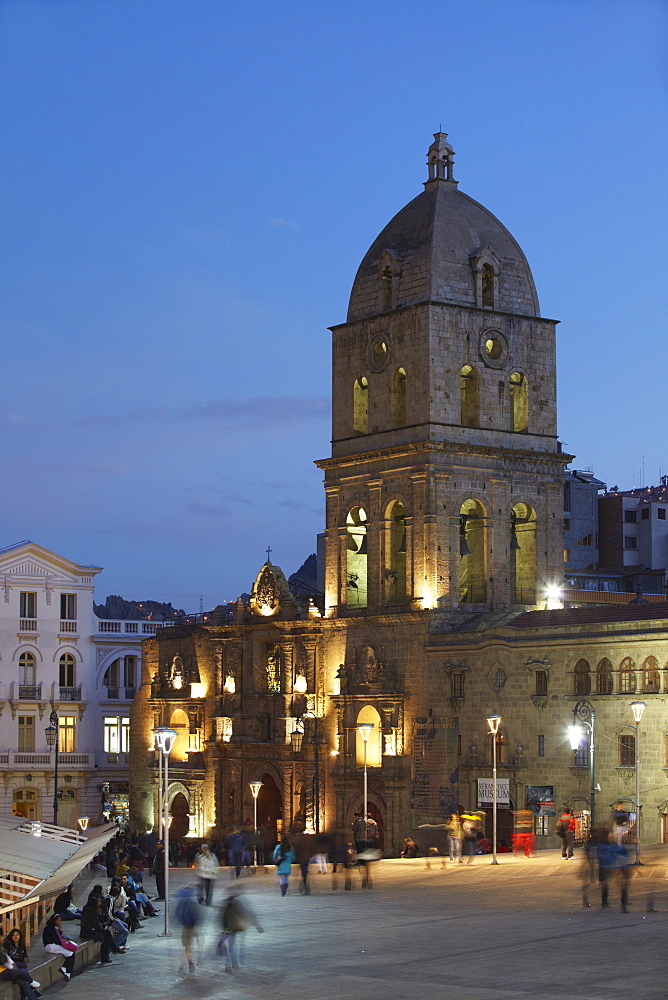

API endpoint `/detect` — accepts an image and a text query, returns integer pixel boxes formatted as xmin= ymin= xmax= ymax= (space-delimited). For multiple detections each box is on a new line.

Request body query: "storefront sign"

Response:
xmin=477 ymin=778 xmax=510 ymax=806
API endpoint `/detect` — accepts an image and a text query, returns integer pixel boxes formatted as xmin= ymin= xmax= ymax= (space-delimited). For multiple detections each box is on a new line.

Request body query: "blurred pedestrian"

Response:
xmin=293 ymin=827 xmax=315 ymax=895
xmin=556 ymin=809 xmax=575 ymax=859
xmin=445 ymin=814 xmax=462 ymax=863
xmin=174 ymin=883 xmax=201 ymax=973
xmin=273 ymin=837 xmax=296 ymax=896
xmin=217 ymin=889 xmax=263 ymax=973
xmin=195 ymin=843 xmax=218 ymax=905
xmin=597 ymin=831 xmax=633 ymax=912
xmin=461 ymin=813 xmax=478 ymax=865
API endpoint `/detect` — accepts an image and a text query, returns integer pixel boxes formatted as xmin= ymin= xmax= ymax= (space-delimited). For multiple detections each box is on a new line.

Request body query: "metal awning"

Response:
xmin=0 ymin=817 xmax=117 ymax=916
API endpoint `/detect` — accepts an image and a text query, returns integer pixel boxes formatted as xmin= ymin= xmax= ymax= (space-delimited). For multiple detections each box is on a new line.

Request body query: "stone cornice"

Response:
xmin=317 ymin=437 xmax=571 ymax=472
xmin=328 ymin=299 xmax=560 ymax=331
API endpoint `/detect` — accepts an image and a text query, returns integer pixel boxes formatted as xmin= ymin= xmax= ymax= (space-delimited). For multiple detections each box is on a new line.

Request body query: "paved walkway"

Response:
xmin=48 ymin=846 xmax=668 ymax=1000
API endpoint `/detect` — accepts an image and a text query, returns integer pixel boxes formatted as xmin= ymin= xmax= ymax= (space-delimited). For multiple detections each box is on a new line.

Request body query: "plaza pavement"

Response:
xmin=49 ymin=845 xmax=668 ymax=1000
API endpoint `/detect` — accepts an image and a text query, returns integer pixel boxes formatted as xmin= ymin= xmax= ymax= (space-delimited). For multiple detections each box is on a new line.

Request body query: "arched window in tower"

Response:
xmin=573 ymin=659 xmax=591 ymax=696
xmin=510 ymin=372 xmax=529 ymax=433
xmin=460 ymin=365 xmax=479 ymax=428
xmin=459 ymin=499 xmax=486 ymax=603
xmin=381 ymin=266 xmax=393 ymax=310
xmin=392 ymin=368 xmax=407 ymax=427
xmin=510 ymin=502 xmax=537 ymax=604
xmin=481 ymin=263 xmax=495 ymax=308
xmin=353 ymin=377 xmax=369 ymax=434
xmin=383 ymin=499 xmax=407 ymax=605
xmin=346 ymin=506 xmax=368 ymax=608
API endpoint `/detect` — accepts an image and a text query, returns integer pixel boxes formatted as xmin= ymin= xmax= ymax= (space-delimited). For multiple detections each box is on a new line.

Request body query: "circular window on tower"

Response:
xmin=479 ymin=329 xmax=508 ymax=368
xmin=367 ymin=334 xmax=390 ymax=372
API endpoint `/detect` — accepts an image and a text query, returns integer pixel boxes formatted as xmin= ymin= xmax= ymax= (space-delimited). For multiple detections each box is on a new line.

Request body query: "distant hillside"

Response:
xmin=288 ymin=554 xmax=318 ymax=592
xmin=94 ymin=595 xmax=186 ymax=621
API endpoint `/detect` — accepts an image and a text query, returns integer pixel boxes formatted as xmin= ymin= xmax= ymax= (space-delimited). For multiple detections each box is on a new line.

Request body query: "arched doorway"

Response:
xmin=367 ymin=801 xmax=385 ymax=851
xmin=171 ymin=791 xmax=190 ymax=840
xmin=256 ymin=773 xmax=282 ymax=850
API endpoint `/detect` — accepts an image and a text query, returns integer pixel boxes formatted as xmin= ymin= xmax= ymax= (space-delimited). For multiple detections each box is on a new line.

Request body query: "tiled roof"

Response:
xmin=512 ymin=603 xmax=668 ymax=628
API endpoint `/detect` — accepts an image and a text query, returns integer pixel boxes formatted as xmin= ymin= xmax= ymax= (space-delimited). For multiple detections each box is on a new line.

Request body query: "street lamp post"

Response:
xmin=290 ymin=712 xmax=322 ymax=833
xmin=358 ymin=725 xmax=372 ymax=841
xmin=44 ymin=711 xmax=60 ymax=825
xmin=249 ymin=781 xmax=263 ymax=868
xmin=568 ymin=700 xmax=596 ymax=832
xmin=154 ymin=728 xmax=177 ymax=936
xmin=152 ymin=727 xmax=168 ymax=836
xmin=486 ymin=715 xmax=502 ymax=865
xmin=631 ymin=701 xmax=646 ymax=865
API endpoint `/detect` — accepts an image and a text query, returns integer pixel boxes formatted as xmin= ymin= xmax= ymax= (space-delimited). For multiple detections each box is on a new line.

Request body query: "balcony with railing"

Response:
xmin=96 ymin=619 xmax=158 ymax=635
xmin=59 ymin=686 xmax=82 ymax=701
xmin=18 ymin=684 xmax=42 ymax=700
xmin=7 ymin=750 xmax=93 ymax=768
xmin=105 ymin=686 xmax=136 ymax=701
xmin=19 ymin=619 xmax=38 ymax=633
xmin=59 ymin=620 xmax=78 ymax=634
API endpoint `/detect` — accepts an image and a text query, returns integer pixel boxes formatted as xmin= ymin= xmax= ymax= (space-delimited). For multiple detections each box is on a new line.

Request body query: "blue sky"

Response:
xmin=1 ymin=0 xmax=666 ymax=610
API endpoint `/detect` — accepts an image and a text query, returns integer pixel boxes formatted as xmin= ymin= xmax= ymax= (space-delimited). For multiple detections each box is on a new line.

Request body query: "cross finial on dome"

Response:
xmin=426 ymin=132 xmax=456 ymax=185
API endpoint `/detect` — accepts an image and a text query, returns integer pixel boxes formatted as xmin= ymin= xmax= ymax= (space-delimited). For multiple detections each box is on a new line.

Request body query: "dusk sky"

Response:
xmin=2 ymin=0 xmax=666 ymax=611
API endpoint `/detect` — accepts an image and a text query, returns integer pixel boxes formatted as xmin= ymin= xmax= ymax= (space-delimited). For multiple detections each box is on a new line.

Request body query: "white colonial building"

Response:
xmin=0 ymin=540 xmax=157 ymax=829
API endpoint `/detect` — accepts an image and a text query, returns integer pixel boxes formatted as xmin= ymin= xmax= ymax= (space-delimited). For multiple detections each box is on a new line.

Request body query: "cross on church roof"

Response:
xmin=266 ymin=546 xmax=272 ymax=563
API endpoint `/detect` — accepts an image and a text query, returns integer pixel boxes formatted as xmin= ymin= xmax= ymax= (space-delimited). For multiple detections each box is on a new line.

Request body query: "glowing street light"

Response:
xmin=154 ymin=727 xmax=177 ymax=936
xmin=568 ymin=701 xmax=596 ymax=831
xmin=77 ymin=816 xmax=89 ymax=833
xmin=249 ymin=781 xmax=263 ymax=867
xmin=630 ymin=701 xmax=646 ymax=865
xmin=358 ymin=724 xmax=372 ymax=841
xmin=486 ymin=715 xmax=502 ymax=865
xmin=44 ymin=711 xmax=60 ymax=825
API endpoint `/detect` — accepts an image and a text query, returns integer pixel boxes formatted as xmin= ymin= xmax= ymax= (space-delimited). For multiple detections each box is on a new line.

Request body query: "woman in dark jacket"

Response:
xmin=42 ymin=915 xmax=76 ymax=980
xmin=79 ymin=894 xmax=124 ymax=964
xmin=3 ymin=929 xmax=29 ymax=968
xmin=0 ymin=944 xmax=41 ymax=1000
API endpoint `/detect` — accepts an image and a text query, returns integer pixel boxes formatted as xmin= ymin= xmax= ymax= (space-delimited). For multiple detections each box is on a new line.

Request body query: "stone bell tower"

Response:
xmin=317 ymin=133 xmax=569 ymax=616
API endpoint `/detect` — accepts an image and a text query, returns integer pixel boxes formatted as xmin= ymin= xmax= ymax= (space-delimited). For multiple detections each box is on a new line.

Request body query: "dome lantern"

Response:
xmin=425 ymin=131 xmax=457 ymax=186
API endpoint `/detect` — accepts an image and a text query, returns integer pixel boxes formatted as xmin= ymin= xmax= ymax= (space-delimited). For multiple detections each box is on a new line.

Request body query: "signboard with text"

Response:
xmin=477 ymin=777 xmax=510 ymax=806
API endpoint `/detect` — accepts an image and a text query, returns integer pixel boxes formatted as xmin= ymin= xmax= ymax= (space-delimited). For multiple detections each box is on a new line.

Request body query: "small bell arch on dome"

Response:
xmin=426 ymin=131 xmax=456 ymax=184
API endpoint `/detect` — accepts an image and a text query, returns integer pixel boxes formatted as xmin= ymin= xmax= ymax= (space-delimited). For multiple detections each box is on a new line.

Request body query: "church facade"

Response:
xmin=128 ymin=135 xmax=668 ymax=852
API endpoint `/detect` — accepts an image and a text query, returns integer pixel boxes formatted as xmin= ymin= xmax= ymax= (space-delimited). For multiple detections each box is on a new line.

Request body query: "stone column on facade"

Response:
xmin=280 ymin=762 xmax=294 ymax=835
xmin=434 ymin=473 xmax=451 ymax=606
xmin=366 ymin=478 xmax=383 ymax=609
xmin=324 ymin=485 xmax=341 ymax=615
xmin=410 ymin=473 xmax=430 ymax=606
xmin=279 ymin=641 xmax=294 ymax=700
xmin=302 ymin=637 xmax=318 ymax=706
xmin=490 ymin=477 xmax=510 ymax=608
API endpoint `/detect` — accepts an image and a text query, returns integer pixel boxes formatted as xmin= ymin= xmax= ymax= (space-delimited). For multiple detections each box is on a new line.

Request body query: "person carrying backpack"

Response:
xmin=174 ymin=883 xmax=200 ymax=973
xmin=557 ymin=808 xmax=575 ymax=859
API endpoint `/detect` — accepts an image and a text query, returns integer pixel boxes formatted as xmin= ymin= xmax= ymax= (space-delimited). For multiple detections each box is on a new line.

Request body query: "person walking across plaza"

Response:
xmin=273 ymin=837 xmax=295 ymax=896
xmin=293 ymin=827 xmax=316 ymax=895
xmin=195 ymin=842 xmax=218 ymax=905
xmin=557 ymin=808 xmax=575 ymax=859
xmin=174 ymin=882 xmax=201 ymax=973
xmin=218 ymin=888 xmax=263 ymax=973
xmin=446 ymin=813 xmax=463 ymax=863
xmin=597 ymin=830 xmax=633 ymax=912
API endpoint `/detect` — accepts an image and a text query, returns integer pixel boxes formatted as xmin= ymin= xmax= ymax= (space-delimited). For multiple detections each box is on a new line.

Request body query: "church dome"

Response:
xmin=347 ymin=133 xmax=540 ymax=322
